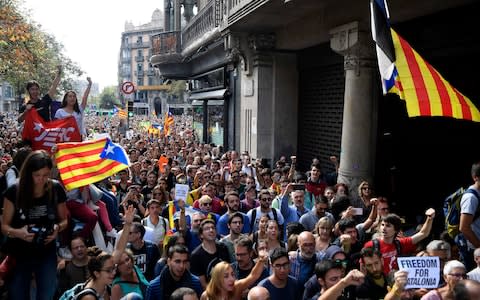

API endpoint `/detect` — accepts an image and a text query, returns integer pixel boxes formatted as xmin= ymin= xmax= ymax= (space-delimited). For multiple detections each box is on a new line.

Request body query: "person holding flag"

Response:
xmin=18 ymin=65 xmax=62 ymax=123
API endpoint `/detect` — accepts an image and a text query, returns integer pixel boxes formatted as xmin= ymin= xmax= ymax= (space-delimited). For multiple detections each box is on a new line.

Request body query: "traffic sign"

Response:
xmin=121 ymin=81 xmax=135 ymax=94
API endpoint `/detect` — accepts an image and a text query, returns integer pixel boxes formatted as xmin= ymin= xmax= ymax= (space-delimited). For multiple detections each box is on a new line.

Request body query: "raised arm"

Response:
xmin=47 ymin=65 xmax=62 ymax=99
xmin=411 ymin=208 xmax=435 ymax=244
xmin=234 ymin=251 xmax=268 ymax=294
xmin=80 ymin=77 xmax=92 ymax=110
xmin=113 ymin=205 xmax=134 ymax=263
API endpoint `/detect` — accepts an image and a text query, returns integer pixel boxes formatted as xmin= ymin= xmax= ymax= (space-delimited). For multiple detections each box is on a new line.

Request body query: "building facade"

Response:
xmin=118 ymin=9 xmax=170 ymax=116
xmin=150 ymin=0 xmax=480 ymax=219
xmin=0 ymin=80 xmax=16 ymax=112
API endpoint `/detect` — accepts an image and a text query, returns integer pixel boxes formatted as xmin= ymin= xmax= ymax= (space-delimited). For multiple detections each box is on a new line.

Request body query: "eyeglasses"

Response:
xmin=201 ymin=202 xmax=212 ymax=206
xmin=272 ymin=262 xmax=290 ymax=270
xmin=449 ymin=273 xmax=468 ymax=279
xmin=101 ymin=266 xmax=117 ymax=273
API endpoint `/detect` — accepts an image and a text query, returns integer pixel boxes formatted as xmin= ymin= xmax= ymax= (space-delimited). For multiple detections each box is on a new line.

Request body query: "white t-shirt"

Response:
xmin=55 ymin=106 xmax=85 ymax=135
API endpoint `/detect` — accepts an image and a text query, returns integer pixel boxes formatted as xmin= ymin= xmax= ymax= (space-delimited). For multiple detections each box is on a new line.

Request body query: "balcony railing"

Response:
xmin=182 ymin=0 xmax=223 ymax=49
xmin=135 ymin=56 xmax=144 ymax=62
xmin=135 ymin=70 xmax=144 ymax=77
xmin=151 ymin=31 xmax=182 ymax=55
xmin=131 ymin=41 xmax=151 ymax=49
xmin=226 ymin=0 xmax=264 ymax=25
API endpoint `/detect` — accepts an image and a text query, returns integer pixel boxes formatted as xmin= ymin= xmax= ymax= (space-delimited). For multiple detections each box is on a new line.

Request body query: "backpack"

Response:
xmin=249 ymin=207 xmax=279 ymax=234
xmin=444 ymin=187 xmax=480 ymax=239
xmin=59 ymin=283 xmax=98 ymax=300
xmin=373 ymin=238 xmax=402 ymax=256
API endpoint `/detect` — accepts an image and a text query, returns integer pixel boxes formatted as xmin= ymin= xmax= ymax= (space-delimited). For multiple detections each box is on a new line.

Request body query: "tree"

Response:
xmin=99 ymin=86 xmax=120 ymax=109
xmin=0 ymin=0 xmax=82 ymax=104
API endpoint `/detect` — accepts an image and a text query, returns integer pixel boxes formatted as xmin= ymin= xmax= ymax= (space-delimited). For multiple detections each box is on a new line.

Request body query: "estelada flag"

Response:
xmin=55 ymin=138 xmax=130 ymax=190
xmin=22 ymin=109 xmax=81 ymax=151
xmin=370 ymin=0 xmax=480 ymax=121
xmin=164 ymin=111 xmax=174 ymax=136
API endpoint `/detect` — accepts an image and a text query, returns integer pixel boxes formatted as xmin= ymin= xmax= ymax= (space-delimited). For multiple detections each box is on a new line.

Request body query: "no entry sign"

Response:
xmin=121 ymin=81 xmax=135 ymax=94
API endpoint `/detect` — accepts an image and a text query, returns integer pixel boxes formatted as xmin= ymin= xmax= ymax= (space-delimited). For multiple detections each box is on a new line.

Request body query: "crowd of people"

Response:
xmin=0 ymin=73 xmax=479 ymax=300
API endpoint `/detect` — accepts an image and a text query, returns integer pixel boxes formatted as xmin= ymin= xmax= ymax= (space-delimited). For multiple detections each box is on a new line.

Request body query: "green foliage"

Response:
xmin=99 ymin=86 xmax=120 ymax=109
xmin=0 ymin=0 xmax=83 ymax=100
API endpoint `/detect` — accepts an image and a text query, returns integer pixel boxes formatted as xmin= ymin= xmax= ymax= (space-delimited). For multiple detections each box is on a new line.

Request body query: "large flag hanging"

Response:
xmin=370 ymin=0 xmax=480 ymax=122
xmin=22 ymin=109 xmax=82 ymax=151
xmin=55 ymin=138 xmax=130 ymax=190
xmin=164 ymin=111 xmax=174 ymax=136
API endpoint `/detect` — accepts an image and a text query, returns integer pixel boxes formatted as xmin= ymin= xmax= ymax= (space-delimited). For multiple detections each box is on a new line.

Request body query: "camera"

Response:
xmin=28 ymin=224 xmax=54 ymax=245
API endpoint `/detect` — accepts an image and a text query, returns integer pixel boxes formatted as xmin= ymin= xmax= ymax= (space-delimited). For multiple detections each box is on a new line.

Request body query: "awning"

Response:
xmin=188 ymin=88 xmax=228 ymax=101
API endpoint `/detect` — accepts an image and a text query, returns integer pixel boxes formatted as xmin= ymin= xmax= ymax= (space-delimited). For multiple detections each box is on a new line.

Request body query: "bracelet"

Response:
xmin=6 ymin=229 xmax=12 ymax=238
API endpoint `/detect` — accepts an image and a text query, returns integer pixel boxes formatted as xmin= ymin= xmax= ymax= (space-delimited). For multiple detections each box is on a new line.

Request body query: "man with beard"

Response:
xmin=288 ymin=231 xmax=321 ymax=294
xmin=299 ymin=195 xmax=334 ymax=232
xmin=145 ymin=245 xmax=202 ymax=300
xmin=217 ymin=191 xmax=250 ymax=236
xmin=355 ymin=247 xmax=388 ymax=300
xmin=231 ymin=237 xmax=269 ymax=288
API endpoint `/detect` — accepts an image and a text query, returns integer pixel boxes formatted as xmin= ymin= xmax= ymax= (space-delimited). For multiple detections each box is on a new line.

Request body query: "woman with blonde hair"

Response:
xmin=314 ymin=216 xmax=334 ymax=253
xmin=200 ymin=254 xmax=268 ymax=300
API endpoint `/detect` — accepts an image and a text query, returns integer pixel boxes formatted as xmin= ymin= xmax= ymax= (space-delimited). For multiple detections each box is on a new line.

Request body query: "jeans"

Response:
xmin=8 ymin=248 xmax=57 ymax=300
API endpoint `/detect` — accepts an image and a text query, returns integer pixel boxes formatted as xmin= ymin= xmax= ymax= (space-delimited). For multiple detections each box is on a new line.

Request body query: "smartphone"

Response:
xmin=292 ymin=183 xmax=305 ymax=191
xmin=352 ymin=207 xmax=363 ymax=215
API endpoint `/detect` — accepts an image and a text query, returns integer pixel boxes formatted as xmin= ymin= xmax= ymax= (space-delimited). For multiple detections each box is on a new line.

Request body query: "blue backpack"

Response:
xmin=443 ymin=187 xmax=480 ymax=239
xmin=59 ymin=283 xmax=98 ymax=300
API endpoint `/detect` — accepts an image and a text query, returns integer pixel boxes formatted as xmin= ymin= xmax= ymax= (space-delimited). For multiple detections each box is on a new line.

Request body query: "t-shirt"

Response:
xmin=363 ymin=237 xmax=416 ymax=275
xmin=258 ymin=276 xmax=300 ymax=300
xmin=190 ymin=242 xmax=231 ymax=279
xmin=127 ymin=240 xmax=160 ymax=281
xmin=19 ymin=94 xmax=53 ymax=122
xmin=460 ymin=185 xmax=480 ymax=249
xmin=4 ymin=180 xmax=66 ymax=258
xmin=54 ymin=106 xmax=85 ymax=135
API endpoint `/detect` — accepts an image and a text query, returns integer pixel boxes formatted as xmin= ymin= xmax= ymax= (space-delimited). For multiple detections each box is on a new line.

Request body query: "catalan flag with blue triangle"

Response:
xmin=370 ymin=0 xmax=480 ymax=122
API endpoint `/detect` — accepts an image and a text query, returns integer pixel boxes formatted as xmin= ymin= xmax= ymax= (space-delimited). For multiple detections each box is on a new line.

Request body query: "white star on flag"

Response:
xmin=33 ymin=122 xmax=43 ymax=132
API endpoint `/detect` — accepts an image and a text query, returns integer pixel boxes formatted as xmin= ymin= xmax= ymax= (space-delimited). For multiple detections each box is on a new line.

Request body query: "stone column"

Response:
xmin=330 ymin=22 xmax=377 ymax=190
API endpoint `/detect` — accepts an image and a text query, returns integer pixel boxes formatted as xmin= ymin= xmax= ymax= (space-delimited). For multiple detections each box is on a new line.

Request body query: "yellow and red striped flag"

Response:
xmin=164 ymin=111 xmax=174 ymax=136
xmin=371 ymin=0 xmax=480 ymax=122
xmin=55 ymin=138 xmax=130 ymax=190
xmin=118 ymin=109 xmax=127 ymax=119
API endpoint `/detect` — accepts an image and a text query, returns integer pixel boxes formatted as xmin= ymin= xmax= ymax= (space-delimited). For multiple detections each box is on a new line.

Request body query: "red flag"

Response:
xmin=22 ymin=109 xmax=81 ymax=151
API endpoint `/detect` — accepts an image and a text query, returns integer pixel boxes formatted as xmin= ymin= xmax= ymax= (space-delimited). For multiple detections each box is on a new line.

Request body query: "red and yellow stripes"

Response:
xmin=55 ymin=138 xmax=128 ymax=190
xmin=118 ymin=109 xmax=127 ymax=119
xmin=390 ymin=29 xmax=480 ymax=122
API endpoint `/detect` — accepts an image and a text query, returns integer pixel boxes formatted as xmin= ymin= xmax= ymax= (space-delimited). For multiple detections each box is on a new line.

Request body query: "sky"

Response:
xmin=22 ymin=0 xmax=164 ymax=90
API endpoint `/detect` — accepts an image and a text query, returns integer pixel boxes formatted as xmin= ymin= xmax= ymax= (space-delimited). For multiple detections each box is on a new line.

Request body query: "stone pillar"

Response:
xmin=330 ymin=22 xmax=377 ymax=190
xmin=174 ymin=0 xmax=181 ymax=31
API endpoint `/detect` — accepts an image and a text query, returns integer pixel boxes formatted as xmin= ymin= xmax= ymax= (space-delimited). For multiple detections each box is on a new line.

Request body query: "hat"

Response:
xmin=325 ymin=245 xmax=346 ymax=260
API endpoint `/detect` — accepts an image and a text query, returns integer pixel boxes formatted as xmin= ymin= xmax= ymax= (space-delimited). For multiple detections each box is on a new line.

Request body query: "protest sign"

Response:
xmin=175 ymin=184 xmax=189 ymax=202
xmin=397 ymin=256 xmax=440 ymax=289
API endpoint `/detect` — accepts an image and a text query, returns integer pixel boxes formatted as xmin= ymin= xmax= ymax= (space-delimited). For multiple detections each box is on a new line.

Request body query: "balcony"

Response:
xmin=147 ymin=69 xmax=155 ymax=76
xmin=135 ymin=56 xmax=144 ymax=62
xmin=121 ymin=56 xmax=131 ymax=63
xmin=134 ymin=70 xmax=144 ymax=77
xmin=182 ymin=0 xmax=223 ymax=51
xmin=150 ymin=31 xmax=183 ymax=65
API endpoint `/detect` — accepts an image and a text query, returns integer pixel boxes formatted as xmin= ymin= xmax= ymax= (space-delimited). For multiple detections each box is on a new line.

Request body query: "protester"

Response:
xmin=1 ymin=150 xmax=68 ymax=299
